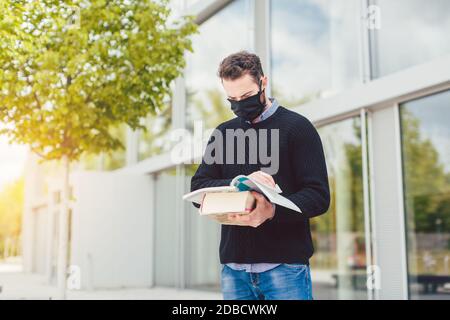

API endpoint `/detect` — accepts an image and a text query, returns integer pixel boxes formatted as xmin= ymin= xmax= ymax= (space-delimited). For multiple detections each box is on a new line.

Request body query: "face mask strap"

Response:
xmin=258 ymin=79 xmax=263 ymax=93
xmin=258 ymin=78 xmax=267 ymax=107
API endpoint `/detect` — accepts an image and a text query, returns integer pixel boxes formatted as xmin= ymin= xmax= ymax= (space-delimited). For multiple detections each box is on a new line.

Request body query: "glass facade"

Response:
xmin=185 ymin=0 xmax=253 ymax=131
xmin=400 ymin=90 xmax=450 ymax=300
xmin=372 ymin=0 xmax=450 ymax=78
xmin=18 ymin=0 xmax=450 ymax=301
xmin=79 ymin=125 xmax=127 ymax=171
xmin=185 ymin=0 xmax=202 ymax=8
xmin=103 ymin=124 xmax=127 ymax=170
xmin=312 ymin=117 xmax=368 ymax=299
xmin=270 ymin=0 xmax=361 ymax=107
xmin=138 ymin=100 xmax=173 ymax=161
xmin=103 ymin=0 xmax=450 ymax=299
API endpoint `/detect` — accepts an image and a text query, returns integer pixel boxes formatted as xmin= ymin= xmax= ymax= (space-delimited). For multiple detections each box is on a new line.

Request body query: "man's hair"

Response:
xmin=217 ymin=51 xmax=264 ymax=84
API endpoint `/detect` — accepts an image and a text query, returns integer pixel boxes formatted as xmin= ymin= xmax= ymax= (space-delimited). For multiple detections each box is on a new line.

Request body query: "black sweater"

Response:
xmin=190 ymin=106 xmax=330 ymax=265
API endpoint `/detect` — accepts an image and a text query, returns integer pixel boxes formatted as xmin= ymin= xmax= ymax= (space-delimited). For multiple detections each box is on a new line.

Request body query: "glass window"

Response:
xmin=185 ymin=0 xmax=253 ymax=131
xmin=103 ymin=124 xmax=127 ymax=170
xmin=400 ymin=90 xmax=450 ymax=300
xmin=185 ymin=0 xmax=202 ymax=8
xmin=79 ymin=153 xmax=102 ymax=171
xmin=77 ymin=125 xmax=127 ymax=170
xmin=185 ymin=164 xmax=221 ymax=291
xmin=270 ymin=0 xmax=361 ymax=107
xmin=154 ymin=168 xmax=178 ymax=287
xmin=372 ymin=0 xmax=450 ymax=77
xmin=138 ymin=100 xmax=172 ymax=161
xmin=312 ymin=117 xmax=368 ymax=299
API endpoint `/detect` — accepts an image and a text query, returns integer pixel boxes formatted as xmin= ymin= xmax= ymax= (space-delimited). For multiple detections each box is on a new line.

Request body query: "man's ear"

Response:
xmin=261 ymin=76 xmax=269 ymax=92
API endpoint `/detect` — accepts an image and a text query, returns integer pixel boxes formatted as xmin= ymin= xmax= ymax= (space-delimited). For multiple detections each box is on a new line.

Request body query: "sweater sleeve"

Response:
xmin=272 ymin=116 xmax=330 ymax=222
xmin=190 ymin=127 xmax=233 ymax=208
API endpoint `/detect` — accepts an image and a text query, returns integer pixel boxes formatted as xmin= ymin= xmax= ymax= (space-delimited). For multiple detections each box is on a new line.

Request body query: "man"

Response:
xmin=190 ymin=51 xmax=330 ymax=300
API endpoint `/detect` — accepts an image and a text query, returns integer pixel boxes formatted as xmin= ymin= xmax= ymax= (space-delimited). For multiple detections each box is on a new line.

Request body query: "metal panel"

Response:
xmin=254 ymin=0 xmax=271 ymax=96
xmin=176 ymin=165 xmax=186 ymax=289
xmin=369 ymin=105 xmax=408 ymax=299
xmin=359 ymin=0 xmax=373 ymax=83
xmin=149 ymin=174 xmax=156 ymax=288
xmin=361 ymin=108 xmax=374 ymax=299
xmin=295 ymin=55 xmax=450 ymax=126
xmin=185 ymin=0 xmax=234 ymax=24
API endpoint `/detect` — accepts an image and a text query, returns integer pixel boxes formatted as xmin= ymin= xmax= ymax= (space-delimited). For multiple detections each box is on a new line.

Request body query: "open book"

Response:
xmin=183 ymin=174 xmax=302 ymax=215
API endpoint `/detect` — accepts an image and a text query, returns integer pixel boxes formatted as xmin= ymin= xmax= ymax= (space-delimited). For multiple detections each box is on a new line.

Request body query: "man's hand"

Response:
xmin=248 ymin=171 xmax=275 ymax=188
xmin=227 ymin=191 xmax=275 ymax=228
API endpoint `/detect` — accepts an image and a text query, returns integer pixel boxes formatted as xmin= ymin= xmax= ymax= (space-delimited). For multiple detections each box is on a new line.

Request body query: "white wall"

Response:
xmin=22 ymin=153 xmax=48 ymax=274
xmin=70 ymin=171 xmax=154 ymax=290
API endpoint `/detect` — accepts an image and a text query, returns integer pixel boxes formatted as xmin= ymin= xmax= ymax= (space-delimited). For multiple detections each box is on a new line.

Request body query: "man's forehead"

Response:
xmin=222 ymin=74 xmax=258 ymax=98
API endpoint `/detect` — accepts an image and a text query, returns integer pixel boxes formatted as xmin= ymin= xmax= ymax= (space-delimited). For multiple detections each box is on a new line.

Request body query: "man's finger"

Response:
xmin=251 ymin=191 xmax=265 ymax=202
xmin=257 ymin=171 xmax=275 ymax=186
xmin=253 ymin=175 xmax=269 ymax=186
xmin=227 ymin=212 xmax=242 ymax=220
xmin=259 ymin=171 xmax=275 ymax=183
xmin=238 ymin=214 xmax=251 ymax=222
xmin=258 ymin=175 xmax=274 ymax=186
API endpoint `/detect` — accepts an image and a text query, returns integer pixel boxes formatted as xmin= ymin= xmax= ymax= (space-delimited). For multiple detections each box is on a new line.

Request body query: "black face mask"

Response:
xmin=227 ymin=80 xmax=267 ymax=122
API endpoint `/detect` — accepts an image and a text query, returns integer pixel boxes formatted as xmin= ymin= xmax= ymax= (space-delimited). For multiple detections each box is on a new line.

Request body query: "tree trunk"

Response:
xmin=57 ymin=154 xmax=70 ymax=299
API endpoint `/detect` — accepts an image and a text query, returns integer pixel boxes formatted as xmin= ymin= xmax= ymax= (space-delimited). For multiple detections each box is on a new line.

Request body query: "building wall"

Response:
xmin=22 ymin=0 xmax=450 ymax=300
xmin=70 ymin=171 xmax=154 ymax=290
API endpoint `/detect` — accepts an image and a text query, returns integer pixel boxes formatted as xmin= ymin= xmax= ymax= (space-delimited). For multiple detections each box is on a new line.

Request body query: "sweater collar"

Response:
xmin=245 ymin=97 xmax=279 ymax=125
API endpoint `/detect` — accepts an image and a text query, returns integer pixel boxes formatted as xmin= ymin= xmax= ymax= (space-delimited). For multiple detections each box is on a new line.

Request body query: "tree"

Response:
xmin=0 ymin=0 xmax=197 ymax=298
xmin=401 ymin=108 xmax=449 ymax=233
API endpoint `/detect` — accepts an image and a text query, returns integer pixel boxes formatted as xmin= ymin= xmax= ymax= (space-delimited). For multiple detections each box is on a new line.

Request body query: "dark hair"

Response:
xmin=217 ymin=51 xmax=264 ymax=84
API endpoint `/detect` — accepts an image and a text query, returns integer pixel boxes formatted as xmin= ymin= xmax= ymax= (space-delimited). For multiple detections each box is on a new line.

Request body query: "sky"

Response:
xmin=0 ymin=135 xmax=27 ymax=192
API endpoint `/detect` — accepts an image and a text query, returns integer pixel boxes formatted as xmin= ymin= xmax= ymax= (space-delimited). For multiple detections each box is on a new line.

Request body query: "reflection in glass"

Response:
xmin=270 ymin=0 xmax=361 ymax=107
xmin=103 ymin=124 xmax=127 ymax=170
xmin=313 ymin=117 xmax=368 ymax=299
xmin=185 ymin=164 xmax=221 ymax=291
xmin=185 ymin=0 xmax=253 ymax=131
xmin=79 ymin=153 xmax=102 ymax=171
xmin=400 ymin=90 xmax=450 ymax=300
xmin=185 ymin=0 xmax=202 ymax=8
xmin=373 ymin=0 xmax=450 ymax=77
xmin=138 ymin=100 xmax=172 ymax=161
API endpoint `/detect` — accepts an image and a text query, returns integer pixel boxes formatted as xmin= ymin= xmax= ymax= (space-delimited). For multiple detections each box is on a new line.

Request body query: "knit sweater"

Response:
xmin=190 ymin=105 xmax=330 ymax=265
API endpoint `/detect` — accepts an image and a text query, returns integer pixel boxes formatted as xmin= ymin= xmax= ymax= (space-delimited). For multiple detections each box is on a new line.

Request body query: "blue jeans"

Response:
xmin=221 ymin=263 xmax=313 ymax=300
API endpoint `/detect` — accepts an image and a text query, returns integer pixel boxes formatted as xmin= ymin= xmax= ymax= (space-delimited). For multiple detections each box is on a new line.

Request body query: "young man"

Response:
xmin=190 ymin=51 xmax=330 ymax=300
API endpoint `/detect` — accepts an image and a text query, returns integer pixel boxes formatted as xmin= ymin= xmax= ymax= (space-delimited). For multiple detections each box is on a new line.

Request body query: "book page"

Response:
xmin=182 ymin=185 xmax=236 ymax=204
xmin=231 ymin=175 xmax=302 ymax=213
xmin=255 ymin=181 xmax=302 ymax=213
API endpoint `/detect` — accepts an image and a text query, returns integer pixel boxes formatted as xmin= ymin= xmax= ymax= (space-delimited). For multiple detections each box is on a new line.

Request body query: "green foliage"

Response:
xmin=401 ymin=108 xmax=450 ymax=233
xmin=0 ymin=0 xmax=198 ymax=161
xmin=310 ymin=118 xmax=365 ymax=269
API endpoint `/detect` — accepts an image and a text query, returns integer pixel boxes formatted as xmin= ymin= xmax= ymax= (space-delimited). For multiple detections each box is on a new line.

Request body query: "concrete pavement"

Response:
xmin=0 ymin=261 xmax=222 ymax=300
